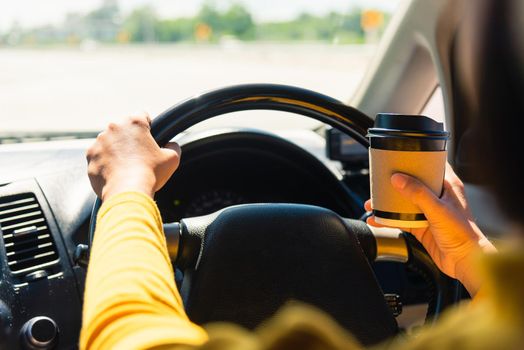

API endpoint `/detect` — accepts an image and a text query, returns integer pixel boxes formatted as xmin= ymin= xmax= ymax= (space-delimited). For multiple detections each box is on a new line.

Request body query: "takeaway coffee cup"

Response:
xmin=368 ymin=113 xmax=450 ymax=228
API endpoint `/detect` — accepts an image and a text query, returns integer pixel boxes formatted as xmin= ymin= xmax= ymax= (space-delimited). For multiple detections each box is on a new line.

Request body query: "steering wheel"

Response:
xmin=86 ymin=84 xmax=460 ymax=346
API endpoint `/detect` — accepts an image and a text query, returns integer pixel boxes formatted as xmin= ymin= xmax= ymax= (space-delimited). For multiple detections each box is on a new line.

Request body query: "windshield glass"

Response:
xmin=0 ymin=0 xmax=399 ymax=139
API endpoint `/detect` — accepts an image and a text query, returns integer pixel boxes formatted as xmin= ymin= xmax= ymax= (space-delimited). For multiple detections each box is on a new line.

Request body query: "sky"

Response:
xmin=0 ymin=0 xmax=400 ymax=32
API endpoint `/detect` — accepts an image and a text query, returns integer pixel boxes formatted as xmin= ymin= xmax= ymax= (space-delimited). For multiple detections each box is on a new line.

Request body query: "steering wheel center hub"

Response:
xmin=178 ymin=204 xmax=399 ymax=345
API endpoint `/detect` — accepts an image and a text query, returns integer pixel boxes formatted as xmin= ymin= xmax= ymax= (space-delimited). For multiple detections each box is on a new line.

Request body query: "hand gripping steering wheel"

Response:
xmin=86 ymin=84 xmax=460 ymax=346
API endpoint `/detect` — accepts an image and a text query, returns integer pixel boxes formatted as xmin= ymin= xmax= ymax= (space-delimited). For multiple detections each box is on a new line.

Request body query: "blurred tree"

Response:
xmin=340 ymin=10 xmax=363 ymax=36
xmin=63 ymin=13 xmax=85 ymax=42
xmin=222 ymin=4 xmax=254 ymax=39
xmin=123 ymin=6 xmax=157 ymax=42
xmin=86 ymin=0 xmax=119 ymax=23
xmin=86 ymin=0 xmax=120 ymax=41
xmin=156 ymin=18 xmax=196 ymax=42
xmin=256 ymin=8 xmax=366 ymax=43
xmin=197 ymin=3 xmax=223 ymax=37
xmin=5 ymin=21 xmax=23 ymax=45
xmin=194 ymin=3 xmax=254 ymax=41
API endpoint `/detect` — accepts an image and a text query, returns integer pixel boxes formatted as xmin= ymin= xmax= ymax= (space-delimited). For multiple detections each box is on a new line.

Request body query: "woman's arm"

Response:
xmin=80 ymin=192 xmax=208 ymax=350
xmin=81 ymin=114 xmax=207 ymax=350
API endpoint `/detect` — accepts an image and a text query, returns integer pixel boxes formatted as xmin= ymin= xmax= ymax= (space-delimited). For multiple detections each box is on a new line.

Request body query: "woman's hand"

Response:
xmin=86 ymin=113 xmax=181 ymax=201
xmin=365 ymin=163 xmax=496 ymax=296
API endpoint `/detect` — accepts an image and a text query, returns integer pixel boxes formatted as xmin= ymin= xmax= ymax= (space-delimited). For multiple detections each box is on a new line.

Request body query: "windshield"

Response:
xmin=0 ymin=0 xmax=399 ymax=140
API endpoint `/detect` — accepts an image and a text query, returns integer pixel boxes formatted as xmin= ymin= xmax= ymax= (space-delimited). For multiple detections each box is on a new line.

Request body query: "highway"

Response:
xmin=0 ymin=43 xmax=374 ymax=133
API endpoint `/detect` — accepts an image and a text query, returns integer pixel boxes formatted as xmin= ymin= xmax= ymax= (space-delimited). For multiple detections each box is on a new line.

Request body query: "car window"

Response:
xmin=0 ymin=0 xmax=400 ymax=140
xmin=421 ymin=86 xmax=445 ymax=126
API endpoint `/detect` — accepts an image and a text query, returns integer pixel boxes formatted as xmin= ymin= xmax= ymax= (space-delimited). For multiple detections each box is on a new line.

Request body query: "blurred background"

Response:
xmin=0 ymin=0 xmax=399 ymax=136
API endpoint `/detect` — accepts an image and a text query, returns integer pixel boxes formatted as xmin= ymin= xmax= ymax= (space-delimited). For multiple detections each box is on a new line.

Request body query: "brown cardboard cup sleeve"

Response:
xmin=369 ymin=148 xmax=447 ymax=228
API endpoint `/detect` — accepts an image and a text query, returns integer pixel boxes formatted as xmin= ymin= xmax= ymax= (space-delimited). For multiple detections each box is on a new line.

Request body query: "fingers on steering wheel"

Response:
xmin=123 ymin=111 xmax=151 ymax=129
xmin=163 ymin=142 xmax=182 ymax=159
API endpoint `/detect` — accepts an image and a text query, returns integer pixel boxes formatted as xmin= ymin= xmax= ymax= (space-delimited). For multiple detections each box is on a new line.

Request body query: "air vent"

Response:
xmin=0 ymin=193 xmax=60 ymax=275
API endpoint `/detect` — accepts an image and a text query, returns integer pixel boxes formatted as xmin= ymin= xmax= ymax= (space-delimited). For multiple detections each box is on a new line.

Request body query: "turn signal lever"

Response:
xmin=351 ymin=223 xmax=409 ymax=263
xmin=163 ymin=223 xmax=181 ymax=262
xmin=74 ymin=223 xmax=181 ymax=269
xmin=73 ymin=244 xmax=90 ymax=268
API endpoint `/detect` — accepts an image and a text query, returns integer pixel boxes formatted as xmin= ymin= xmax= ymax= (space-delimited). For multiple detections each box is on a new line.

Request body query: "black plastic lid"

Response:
xmin=368 ymin=113 xmax=449 ymax=139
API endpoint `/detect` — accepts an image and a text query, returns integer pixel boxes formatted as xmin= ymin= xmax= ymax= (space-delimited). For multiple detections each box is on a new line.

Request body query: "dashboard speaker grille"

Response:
xmin=0 ymin=193 xmax=60 ymax=275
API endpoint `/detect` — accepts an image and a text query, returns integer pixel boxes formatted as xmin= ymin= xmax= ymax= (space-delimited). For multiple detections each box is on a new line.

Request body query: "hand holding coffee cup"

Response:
xmin=368 ymin=113 xmax=449 ymax=228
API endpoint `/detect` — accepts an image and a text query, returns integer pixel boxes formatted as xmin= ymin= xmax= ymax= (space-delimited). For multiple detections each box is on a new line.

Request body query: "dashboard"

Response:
xmin=155 ymin=130 xmax=363 ymax=222
xmin=0 ymin=128 xmax=427 ymax=349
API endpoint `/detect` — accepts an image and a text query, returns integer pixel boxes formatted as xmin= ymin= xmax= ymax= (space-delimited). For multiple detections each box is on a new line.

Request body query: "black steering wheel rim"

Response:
xmin=89 ymin=83 xmax=372 ymax=242
xmin=87 ymin=83 xmax=458 ymax=327
xmin=150 ymin=83 xmax=373 ymax=147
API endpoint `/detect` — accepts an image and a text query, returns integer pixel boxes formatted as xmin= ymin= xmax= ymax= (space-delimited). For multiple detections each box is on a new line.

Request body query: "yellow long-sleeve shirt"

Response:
xmin=80 ymin=192 xmax=524 ymax=350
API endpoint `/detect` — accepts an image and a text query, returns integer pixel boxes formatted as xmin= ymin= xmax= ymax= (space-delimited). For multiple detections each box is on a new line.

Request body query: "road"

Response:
xmin=0 ymin=43 xmax=375 ymax=132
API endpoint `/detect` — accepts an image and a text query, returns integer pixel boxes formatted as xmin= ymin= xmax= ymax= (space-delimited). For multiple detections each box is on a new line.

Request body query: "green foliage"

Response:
xmin=122 ymin=2 xmax=256 ymax=43
xmin=1 ymin=1 xmax=391 ymax=46
xmin=197 ymin=3 xmax=223 ymax=33
xmin=86 ymin=0 xmax=119 ymax=23
xmin=222 ymin=4 xmax=255 ymax=39
xmin=123 ymin=6 xmax=157 ymax=42
xmin=257 ymin=10 xmax=365 ymax=43
xmin=155 ymin=18 xmax=196 ymax=42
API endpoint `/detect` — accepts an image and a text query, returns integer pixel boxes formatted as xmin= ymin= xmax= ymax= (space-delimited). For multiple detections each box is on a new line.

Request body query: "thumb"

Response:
xmin=391 ymin=173 xmax=441 ymax=214
xmin=161 ymin=142 xmax=182 ymax=167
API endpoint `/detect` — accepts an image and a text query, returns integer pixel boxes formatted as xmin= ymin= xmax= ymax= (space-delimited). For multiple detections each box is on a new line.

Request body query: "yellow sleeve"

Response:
xmin=80 ymin=192 xmax=208 ymax=350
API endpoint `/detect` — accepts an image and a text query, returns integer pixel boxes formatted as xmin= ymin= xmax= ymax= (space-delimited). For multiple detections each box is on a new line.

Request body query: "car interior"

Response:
xmin=0 ymin=0 xmax=510 ymax=349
